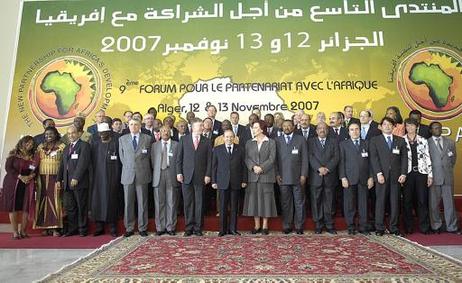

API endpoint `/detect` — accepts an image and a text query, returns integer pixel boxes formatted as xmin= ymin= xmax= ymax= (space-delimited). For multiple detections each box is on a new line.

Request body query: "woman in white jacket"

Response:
xmin=402 ymin=118 xmax=433 ymax=235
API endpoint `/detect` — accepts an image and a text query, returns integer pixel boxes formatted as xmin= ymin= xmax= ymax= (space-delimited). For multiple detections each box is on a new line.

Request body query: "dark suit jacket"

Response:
xmin=57 ymin=139 xmax=91 ymax=190
xmin=294 ymin=125 xmax=317 ymax=140
xmin=266 ymin=126 xmax=280 ymax=139
xmin=239 ymin=127 xmax=253 ymax=149
xmin=87 ymin=124 xmax=98 ymax=135
xmin=308 ymin=137 xmax=339 ymax=187
xmin=212 ymin=119 xmax=223 ymax=136
xmin=176 ymin=134 xmax=212 ymax=185
xmin=369 ymin=134 xmax=408 ymax=182
xmin=339 ymin=139 xmax=372 ymax=186
xmin=231 ymin=124 xmax=246 ymax=138
xmin=275 ymin=134 xmax=308 ymax=185
xmin=170 ymin=127 xmax=179 ymax=141
xmin=363 ymin=122 xmax=382 ymax=140
xmin=33 ymin=133 xmax=45 ymax=147
xmin=343 ymin=117 xmax=360 ymax=128
xmin=418 ymin=124 xmax=431 ymax=139
xmin=328 ymin=127 xmax=349 ymax=143
xmin=212 ymin=144 xmax=248 ymax=190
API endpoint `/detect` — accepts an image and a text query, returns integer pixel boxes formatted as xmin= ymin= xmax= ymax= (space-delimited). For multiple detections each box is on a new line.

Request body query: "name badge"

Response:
xmin=142 ymin=149 xmax=148 ymax=154
xmin=28 ymin=165 xmax=36 ymax=170
xmin=50 ymin=151 xmax=57 ymax=157
xmin=71 ymin=154 xmax=79 ymax=159
xmin=168 ymin=152 xmax=174 ymax=157
xmin=448 ymin=151 xmax=454 ymax=157
xmin=110 ymin=155 xmax=117 ymax=160
xmin=213 ymin=130 xmax=219 ymax=135
xmin=392 ymin=148 xmax=400 ymax=155
xmin=291 ymin=149 xmax=299 ymax=154
xmin=361 ymin=152 xmax=368 ymax=158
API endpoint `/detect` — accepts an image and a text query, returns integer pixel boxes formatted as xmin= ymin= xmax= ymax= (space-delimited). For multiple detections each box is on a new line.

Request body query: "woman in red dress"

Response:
xmin=1 ymin=136 xmax=36 ymax=239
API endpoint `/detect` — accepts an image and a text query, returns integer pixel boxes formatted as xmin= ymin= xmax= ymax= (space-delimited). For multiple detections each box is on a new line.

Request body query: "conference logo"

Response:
xmin=28 ymin=56 xmax=102 ymax=126
xmin=397 ymin=47 xmax=462 ymax=120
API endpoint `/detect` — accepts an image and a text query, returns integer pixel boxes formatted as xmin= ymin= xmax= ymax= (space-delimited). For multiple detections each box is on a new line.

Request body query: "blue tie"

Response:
xmin=354 ymin=139 xmax=360 ymax=150
xmin=361 ymin=127 xmax=366 ymax=140
xmin=132 ymin=135 xmax=138 ymax=150
xmin=286 ymin=135 xmax=291 ymax=145
xmin=386 ymin=136 xmax=392 ymax=150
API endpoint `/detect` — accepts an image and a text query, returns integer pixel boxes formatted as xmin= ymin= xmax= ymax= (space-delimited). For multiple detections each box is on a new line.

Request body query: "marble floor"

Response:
xmin=1 ymin=219 xmax=462 ymax=283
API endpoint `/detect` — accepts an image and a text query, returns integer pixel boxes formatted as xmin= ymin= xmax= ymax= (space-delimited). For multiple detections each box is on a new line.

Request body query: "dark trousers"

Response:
xmin=343 ymin=184 xmax=368 ymax=231
xmin=375 ymin=179 xmax=400 ymax=232
xmin=367 ymin=186 xmax=376 ymax=230
xmin=182 ymin=183 xmax=204 ymax=232
xmin=310 ymin=183 xmax=335 ymax=229
xmin=63 ymin=187 xmax=88 ymax=234
xmin=219 ymin=187 xmax=240 ymax=233
xmin=96 ymin=221 xmax=117 ymax=233
xmin=403 ymin=172 xmax=430 ymax=233
xmin=280 ymin=184 xmax=305 ymax=230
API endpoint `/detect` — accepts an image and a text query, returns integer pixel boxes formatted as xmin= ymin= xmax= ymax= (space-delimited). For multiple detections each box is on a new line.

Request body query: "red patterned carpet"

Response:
xmin=40 ymin=233 xmax=462 ymax=282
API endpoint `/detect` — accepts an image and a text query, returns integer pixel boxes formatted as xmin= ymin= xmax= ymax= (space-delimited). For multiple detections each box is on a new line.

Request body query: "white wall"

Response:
xmin=0 ymin=0 xmax=22 ymax=178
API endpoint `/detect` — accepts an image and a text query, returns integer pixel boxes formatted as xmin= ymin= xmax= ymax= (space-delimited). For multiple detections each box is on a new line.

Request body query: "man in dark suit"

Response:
xmin=212 ymin=130 xmax=247 ymax=236
xmin=359 ymin=110 xmax=381 ymax=141
xmin=87 ymin=110 xmax=105 ymax=135
xmin=264 ymin=113 xmax=280 ymax=139
xmin=230 ymin=111 xmax=245 ymax=138
xmin=369 ymin=117 xmax=408 ymax=236
xmin=308 ymin=122 xmax=340 ymax=234
xmin=409 ymin=110 xmax=431 ymax=139
xmin=276 ymin=120 xmax=308 ymax=234
xmin=239 ymin=114 xmax=260 ymax=148
xmin=203 ymin=118 xmax=219 ymax=145
xmin=207 ymin=105 xmax=223 ymax=136
xmin=57 ymin=125 xmax=91 ymax=237
xmin=176 ymin=118 xmax=212 ymax=236
xmin=339 ymin=122 xmax=374 ymax=235
xmin=294 ymin=113 xmax=316 ymax=140
xmin=343 ymin=105 xmax=360 ymax=128
xmin=328 ymin=111 xmax=348 ymax=217
xmin=328 ymin=112 xmax=349 ymax=142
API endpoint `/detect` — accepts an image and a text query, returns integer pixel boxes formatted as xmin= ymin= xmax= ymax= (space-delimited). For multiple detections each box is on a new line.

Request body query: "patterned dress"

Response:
xmin=33 ymin=143 xmax=65 ymax=229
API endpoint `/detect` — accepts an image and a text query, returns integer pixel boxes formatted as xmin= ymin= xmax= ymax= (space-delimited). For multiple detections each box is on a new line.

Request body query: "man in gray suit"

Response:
xmin=339 ymin=122 xmax=374 ymax=235
xmin=276 ymin=120 xmax=308 ymax=234
xmin=308 ymin=122 xmax=340 ymax=234
xmin=119 ymin=118 xmax=153 ymax=237
xmin=151 ymin=125 xmax=180 ymax=236
xmin=428 ymin=121 xmax=460 ymax=234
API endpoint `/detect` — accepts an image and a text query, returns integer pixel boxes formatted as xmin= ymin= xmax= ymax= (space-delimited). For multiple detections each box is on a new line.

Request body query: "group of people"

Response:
xmin=0 ymin=104 xmax=459 ymax=239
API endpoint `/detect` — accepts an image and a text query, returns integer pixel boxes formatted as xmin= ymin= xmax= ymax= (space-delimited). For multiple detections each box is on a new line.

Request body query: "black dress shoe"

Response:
xmin=282 ymin=229 xmax=292 ymax=234
xmin=359 ymin=231 xmax=371 ymax=235
xmin=422 ymin=230 xmax=433 ymax=235
xmin=79 ymin=232 xmax=88 ymax=237
xmin=124 ymin=231 xmax=134 ymax=238
xmin=167 ymin=230 xmax=176 ymax=236
xmin=139 ymin=231 xmax=149 ymax=237
xmin=375 ymin=230 xmax=384 ymax=236
xmin=391 ymin=230 xmax=402 ymax=237
xmin=314 ymin=228 xmax=322 ymax=234
xmin=194 ymin=231 xmax=203 ymax=236
xmin=348 ymin=229 xmax=356 ymax=235
xmin=218 ymin=232 xmax=226 ymax=237
xmin=93 ymin=230 xmax=104 ymax=237
xmin=251 ymin=228 xmax=262 ymax=234
xmin=63 ymin=231 xmax=78 ymax=237
xmin=296 ymin=229 xmax=304 ymax=235
xmin=327 ymin=229 xmax=337 ymax=235
xmin=110 ymin=231 xmax=118 ymax=237
xmin=433 ymin=228 xmax=442 ymax=234
xmin=156 ymin=230 xmax=166 ymax=236
xmin=262 ymin=229 xmax=269 ymax=235
xmin=184 ymin=230 xmax=193 ymax=237
xmin=229 ymin=231 xmax=241 ymax=236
